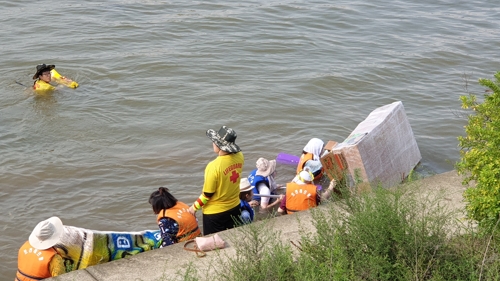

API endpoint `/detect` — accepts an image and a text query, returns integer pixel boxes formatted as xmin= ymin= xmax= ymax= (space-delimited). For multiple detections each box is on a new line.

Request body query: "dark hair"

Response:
xmin=149 ymin=187 xmax=178 ymax=214
xmin=239 ymin=190 xmax=252 ymax=200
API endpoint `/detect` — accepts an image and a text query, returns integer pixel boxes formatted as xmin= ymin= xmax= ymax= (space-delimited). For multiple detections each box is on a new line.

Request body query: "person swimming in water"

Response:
xmin=32 ymin=64 xmax=56 ymax=91
xmin=32 ymin=64 xmax=78 ymax=92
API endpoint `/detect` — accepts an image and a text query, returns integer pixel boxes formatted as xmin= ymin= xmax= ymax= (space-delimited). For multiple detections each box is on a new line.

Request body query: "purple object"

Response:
xmin=276 ymin=153 xmax=300 ymax=165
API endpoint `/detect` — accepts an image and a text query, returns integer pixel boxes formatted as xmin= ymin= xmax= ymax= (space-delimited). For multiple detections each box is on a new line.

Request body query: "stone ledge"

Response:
xmin=48 ymin=170 xmax=465 ymax=281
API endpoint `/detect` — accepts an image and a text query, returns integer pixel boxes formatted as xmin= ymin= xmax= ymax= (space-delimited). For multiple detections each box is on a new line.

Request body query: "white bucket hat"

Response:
xmin=29 ymin=216 xmax=64 ymax=250
xmin=255 ymin=158 xmax=276 ymax=177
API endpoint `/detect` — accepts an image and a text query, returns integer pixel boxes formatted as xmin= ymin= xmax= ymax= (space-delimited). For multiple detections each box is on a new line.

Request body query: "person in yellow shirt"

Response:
xmin=15 ymin=217 xmax=67 ymax=281
xmin=189 ymin=126 xmax=244 ymax=235
xmin=32 ymin=64 xmax=79 ymax=93
xmin=32 ymin=64 xmax=56 ymax=92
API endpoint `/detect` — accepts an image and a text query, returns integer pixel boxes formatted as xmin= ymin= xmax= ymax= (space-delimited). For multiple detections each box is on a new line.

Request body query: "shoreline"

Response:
xmin=48 ymin=170 xmax=467 ymax=281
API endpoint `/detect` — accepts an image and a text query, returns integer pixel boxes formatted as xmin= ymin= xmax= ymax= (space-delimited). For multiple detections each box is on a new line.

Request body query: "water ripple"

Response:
xmin=1 ymin=0 xmax=500 ymax=277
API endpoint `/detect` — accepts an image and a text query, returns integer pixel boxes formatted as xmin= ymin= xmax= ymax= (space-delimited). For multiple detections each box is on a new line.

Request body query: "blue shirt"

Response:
xmin=158 ymin=217 xmax=179 ymax=247
xmin=240 ymin=199 xmax=254 ymax=222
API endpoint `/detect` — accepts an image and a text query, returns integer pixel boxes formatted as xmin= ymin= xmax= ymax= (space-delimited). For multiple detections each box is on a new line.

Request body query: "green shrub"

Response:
xmin=177 ymin=181 xmax=500 ymax=281
xmin=296 ymin=182 xmax=471 ymax=280
xmin=293 ymin=204 xmax=351 ymax=281
xmin=457 ymin=71 xmax=500 ymax=230
xmin=210 ymin=219 xmax=295 ymax=281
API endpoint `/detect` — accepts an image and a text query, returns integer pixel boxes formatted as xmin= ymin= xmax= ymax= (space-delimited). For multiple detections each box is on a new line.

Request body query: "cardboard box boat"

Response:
xmin=321 ymin=101 xmax=421 ymax=188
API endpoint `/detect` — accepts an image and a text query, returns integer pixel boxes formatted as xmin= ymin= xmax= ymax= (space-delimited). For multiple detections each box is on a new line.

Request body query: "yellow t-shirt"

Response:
xmin=33 ymin=80 xmax=56 ymax=92
xmin=50 ymin=254 xmax=67 ymax=276
xmin=202 ymin=151 xmax=244 ymax=214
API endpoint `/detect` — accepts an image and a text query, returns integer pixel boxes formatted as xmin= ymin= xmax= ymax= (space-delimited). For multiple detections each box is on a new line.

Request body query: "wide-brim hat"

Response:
xmin=206 ymin=126 xmax=241 ymax=153
xmin=255 ymin=158 xmax=276 ymax=177
xmin=240 ymin=178 xmax=253 ymax=192
xmin=29 ymin=216 xmax=64 ymax=250
xmin=32 ymin=64 xmax=55 ymax=79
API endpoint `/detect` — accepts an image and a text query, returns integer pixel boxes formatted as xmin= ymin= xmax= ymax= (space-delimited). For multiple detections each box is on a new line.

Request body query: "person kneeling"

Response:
xmin=278 ymin=170 xmax=336 ymax=215
xmin=248 ymin=157 xmax=284 ymax=213
xmin=239 ymin=178 xmax=258 ymax=224
xmin=296 ymin=138 xmax=325 ymax=182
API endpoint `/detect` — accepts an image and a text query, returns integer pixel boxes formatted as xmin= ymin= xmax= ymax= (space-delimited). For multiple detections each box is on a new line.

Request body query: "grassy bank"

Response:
xmin=171 ymin=181 xmax=499 ymax=281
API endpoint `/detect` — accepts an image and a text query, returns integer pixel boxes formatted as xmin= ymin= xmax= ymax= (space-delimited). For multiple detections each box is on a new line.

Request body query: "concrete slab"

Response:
xmin=47 ymin=170 xmax=467 ymax=281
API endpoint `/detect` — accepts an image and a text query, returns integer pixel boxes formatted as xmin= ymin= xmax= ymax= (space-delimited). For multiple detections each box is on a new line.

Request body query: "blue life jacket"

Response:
xmin=248 ymin=169 xmax=270 ymax=201
xmin=240 ymin=199 xmax=254 ymax=222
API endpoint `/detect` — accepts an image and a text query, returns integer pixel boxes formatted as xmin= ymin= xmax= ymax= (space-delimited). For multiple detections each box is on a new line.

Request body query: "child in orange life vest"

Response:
xmin=296 ymin=138 xmax=325 ymax=181
xmin=278 ymin=170 xmax=337 ymax=215
xmin=16 ymin=217 xmax=67 ymax=281
xmin=149 ymin=187 xmax=201 ymax=247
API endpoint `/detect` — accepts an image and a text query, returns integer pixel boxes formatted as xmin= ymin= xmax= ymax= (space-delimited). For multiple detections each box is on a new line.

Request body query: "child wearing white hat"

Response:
xmin=16 ymin=217 xmax=66 ymax=280
xmin=278 ymin=171 xmax=337 ymax=215
xmin=247 ymin=157 xmax=284 ymax=213
xmin=239 ymin=178 xmax=258 ymax=224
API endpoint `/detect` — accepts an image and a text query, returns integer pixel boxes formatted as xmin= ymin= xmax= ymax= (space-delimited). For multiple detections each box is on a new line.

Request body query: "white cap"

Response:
xmin=298 ymin=170 xmax=313 ymax=183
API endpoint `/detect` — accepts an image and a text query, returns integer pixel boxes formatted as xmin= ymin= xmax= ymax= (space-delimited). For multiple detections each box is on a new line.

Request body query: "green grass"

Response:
xmin=174 ymin=181 xmax=500 ymax=281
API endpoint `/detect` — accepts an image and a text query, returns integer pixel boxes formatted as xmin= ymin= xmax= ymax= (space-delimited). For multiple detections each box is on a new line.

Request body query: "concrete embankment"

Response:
xmin=48 ymin=170 xmax=466 ymax=281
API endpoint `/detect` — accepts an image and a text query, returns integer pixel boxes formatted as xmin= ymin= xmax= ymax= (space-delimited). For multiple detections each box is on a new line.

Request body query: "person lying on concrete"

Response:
xmin=149 ymin=187 xmax=201 ymax=247
xmin=278 ymin=170 xmax=337 ymax=215
xmin=16 ymin=216 xmax=67 ymax=280
xmin=247 ymin=157 xmax=284 ymax=213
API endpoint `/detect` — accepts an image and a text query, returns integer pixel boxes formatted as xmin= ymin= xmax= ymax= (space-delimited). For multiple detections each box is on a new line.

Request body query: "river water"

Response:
xmin=1 ymin=0 xmax=498 ymax=278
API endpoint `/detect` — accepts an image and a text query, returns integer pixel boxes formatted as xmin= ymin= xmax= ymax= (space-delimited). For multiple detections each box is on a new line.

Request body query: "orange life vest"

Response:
xmin=285 ymin=182 xmax=318 ymax=214
xmin=16 ymin=241 xmax=56 ymax=281
xmin=157 ymin=202 xmax=201 ymax=242
xmin=296 ymin=153 xmax=323 ymax=180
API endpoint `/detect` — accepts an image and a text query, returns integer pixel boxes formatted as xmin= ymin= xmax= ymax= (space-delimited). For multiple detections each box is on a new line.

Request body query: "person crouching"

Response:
xmin=239 ymin=178 xmax=258 ymax=224
xmin=278 ymin=170 xmax=337 ymax=215
xmin=149 ymin=187 xmax=201 ymax=247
